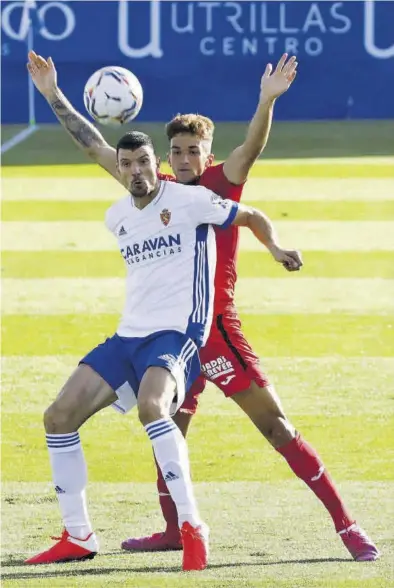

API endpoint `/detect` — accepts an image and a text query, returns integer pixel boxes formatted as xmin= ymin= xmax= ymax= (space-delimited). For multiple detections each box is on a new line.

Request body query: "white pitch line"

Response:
xmin=243 ymin=178 xmax=394 ymax=202
xmin=261 ymin=156 xmax=394 ymax=164
xmin=1 ymin=177 xmax=126 ymax=202
xmin=241 ymin=221 xmax=394 ymax=252
xmin=0 ymin=125 xmax=38 ymax=154
xmin=1 ymin=221 xmax=115 ymax=251
xmin=234 ymin=277 xmax=394 ymax=315
xmin=3 ymin=220 xmax=394 ymax=252
xmin=2 ymin=278 xmax=124 ymax=314
xmin=2 ymin=177 xmax=394 ymax=202
xmin=3 ymin=277 xmax=394 ymax=315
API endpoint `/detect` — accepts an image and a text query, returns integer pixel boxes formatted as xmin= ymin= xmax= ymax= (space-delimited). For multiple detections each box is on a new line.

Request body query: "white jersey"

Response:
xmin=105 ymin=180 xmax=238 ymax=344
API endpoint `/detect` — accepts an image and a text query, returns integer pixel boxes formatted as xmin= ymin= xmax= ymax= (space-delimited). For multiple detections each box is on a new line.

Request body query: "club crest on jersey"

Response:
xmin=160 ymin=208 xmax=171 ymax=226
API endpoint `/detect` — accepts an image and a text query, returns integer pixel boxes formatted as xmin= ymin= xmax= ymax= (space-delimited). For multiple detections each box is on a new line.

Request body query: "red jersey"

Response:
xmin=159 ymin=164 xmax=244 ymax=313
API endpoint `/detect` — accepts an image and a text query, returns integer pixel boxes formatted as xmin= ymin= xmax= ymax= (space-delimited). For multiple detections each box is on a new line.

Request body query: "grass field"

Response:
xmin=1 ymin=123 xmax=394 ymax=587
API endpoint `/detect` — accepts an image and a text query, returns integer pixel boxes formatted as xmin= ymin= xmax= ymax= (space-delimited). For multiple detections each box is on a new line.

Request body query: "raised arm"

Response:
xmin=223 ymin=53 xmax=298 ymax=185
xmin=232 ymin=203 xmax=303 ymax=272
xmin=27 ymin=51 xmax=119 ymax=181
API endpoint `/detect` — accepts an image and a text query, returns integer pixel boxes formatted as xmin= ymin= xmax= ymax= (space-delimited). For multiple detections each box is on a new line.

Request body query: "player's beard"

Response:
xmin=130 ymin=178 xmax=149 ymax=198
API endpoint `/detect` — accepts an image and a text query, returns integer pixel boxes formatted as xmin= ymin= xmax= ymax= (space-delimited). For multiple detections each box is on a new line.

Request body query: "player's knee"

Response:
xmin=43 ymin=401 xmax=78 ymax=434
xmin=44 ymin=401 xmax=73 ymax=435
xmin=235 ymin=382 xmax=295 ymax=445
xmin=260 ymin=414 xmax=295 ymax=447
xmin=138 ymin=396 xmax=168 ymax=426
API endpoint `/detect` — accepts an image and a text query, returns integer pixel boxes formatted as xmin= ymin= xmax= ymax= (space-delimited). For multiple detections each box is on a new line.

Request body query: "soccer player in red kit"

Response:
xmin=122 ymin=55 xmax=379 ymax=562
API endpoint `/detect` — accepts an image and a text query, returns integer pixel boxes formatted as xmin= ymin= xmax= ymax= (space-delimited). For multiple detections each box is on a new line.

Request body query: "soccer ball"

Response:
xmin=83 ymin=66 xmax=143 ymax=127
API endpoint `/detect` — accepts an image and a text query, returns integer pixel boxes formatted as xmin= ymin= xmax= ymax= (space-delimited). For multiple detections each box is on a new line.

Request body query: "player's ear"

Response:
xmin=205 ymin=153 xmax=215 ymax=169
xmin=156 ymin=156 xmax=161 ymax=170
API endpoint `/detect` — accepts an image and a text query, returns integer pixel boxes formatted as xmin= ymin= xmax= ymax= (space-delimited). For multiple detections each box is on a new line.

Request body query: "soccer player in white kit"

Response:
xmin=24 ymin=129 xmax=285 ymax=571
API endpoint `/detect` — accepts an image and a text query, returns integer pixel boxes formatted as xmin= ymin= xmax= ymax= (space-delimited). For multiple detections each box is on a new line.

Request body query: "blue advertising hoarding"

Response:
xmin=1 ymin=0 xmax=394 ymax=123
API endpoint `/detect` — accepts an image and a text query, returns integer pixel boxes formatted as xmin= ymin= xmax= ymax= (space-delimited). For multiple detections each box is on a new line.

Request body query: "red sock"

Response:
xmin=156 ymin=460 xmax=180 ymax=539
xmin=277 ymin=433 xmax=355 ymax=532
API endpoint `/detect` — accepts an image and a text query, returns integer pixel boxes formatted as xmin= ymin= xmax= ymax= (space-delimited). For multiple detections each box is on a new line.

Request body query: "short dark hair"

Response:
xmin=116 ymin=131 xmax=155 ymax=155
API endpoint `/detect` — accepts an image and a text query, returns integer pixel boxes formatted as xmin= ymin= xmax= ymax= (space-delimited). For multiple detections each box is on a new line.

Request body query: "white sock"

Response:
xmin=145 ymin=419 xmax=202 ymax=528
xmin=46 ymin=432 xmax=92 ymax=539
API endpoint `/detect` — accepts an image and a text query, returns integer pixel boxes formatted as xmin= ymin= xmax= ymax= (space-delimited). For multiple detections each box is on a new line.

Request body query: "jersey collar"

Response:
xmin=186 ymin=177 xmax=200 ymax=186
xmin=129 ymin=180 xmax=165 ymax=209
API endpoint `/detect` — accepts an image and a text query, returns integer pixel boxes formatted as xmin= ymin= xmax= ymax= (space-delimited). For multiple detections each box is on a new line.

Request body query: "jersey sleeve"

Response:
xmin=104 ymin=204 xmax=118 ymax=234
xmin=189 ymin=185 xmax=238 ymax=229
xmin=199 ymin=163 xmax=245 ymax=203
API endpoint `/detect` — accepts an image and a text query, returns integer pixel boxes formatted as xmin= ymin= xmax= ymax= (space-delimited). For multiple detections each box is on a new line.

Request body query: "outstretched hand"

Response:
xmin=260 ymin=53 xmax=298 ymax=101
xmin=27 ymin=50 xmax=57 ymax=98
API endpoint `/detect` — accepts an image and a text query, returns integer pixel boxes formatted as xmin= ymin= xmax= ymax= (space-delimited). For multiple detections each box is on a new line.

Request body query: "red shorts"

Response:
xmin=180 ymin=311 xmax=269 ymax=414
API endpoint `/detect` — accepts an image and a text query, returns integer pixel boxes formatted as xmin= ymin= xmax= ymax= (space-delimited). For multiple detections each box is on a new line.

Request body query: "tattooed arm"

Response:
xmin=48 ymin=88 xmax=118 ymax=179
xmin=27 ymin=51 xmax=118 ymax=181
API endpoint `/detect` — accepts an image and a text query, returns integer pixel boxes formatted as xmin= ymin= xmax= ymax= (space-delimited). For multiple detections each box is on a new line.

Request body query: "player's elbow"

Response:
xmin=247 ymin=207 xmax=258 ymax=226
xmin=86 ymin=145 xmax=103 ymax=163
xmin=234 ymin=205 xmax=256 ymax=228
